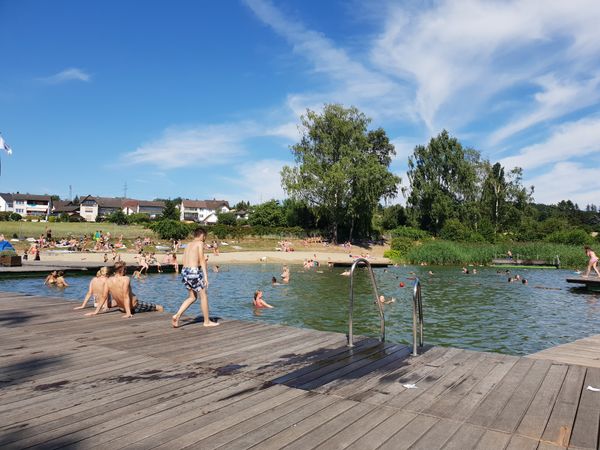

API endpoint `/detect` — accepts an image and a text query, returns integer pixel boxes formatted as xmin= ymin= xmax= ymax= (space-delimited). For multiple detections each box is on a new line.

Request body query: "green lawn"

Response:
xmin=0 ymin=222 xmax=154 ymax=240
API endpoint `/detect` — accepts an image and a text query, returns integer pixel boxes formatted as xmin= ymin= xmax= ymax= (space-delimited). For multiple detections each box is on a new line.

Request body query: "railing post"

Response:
xmin=412 ymin=278 xmax=423 ymax=356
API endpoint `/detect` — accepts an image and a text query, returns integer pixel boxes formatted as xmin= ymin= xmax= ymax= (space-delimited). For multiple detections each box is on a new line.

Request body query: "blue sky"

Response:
xmin=1 ymin=0 xmax=600 ymax=207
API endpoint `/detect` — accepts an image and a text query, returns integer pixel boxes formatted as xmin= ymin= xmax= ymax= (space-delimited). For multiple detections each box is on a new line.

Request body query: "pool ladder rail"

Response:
xmin=346 ymin=259 xmax=425 ymax=356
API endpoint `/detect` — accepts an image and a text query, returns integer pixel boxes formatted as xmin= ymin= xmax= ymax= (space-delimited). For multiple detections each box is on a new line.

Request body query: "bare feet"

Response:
xmin=84 ymin=312 xmax=96 ymax=317
xmin=172 ymin=316 xmax=179 ymax=328
xmin=74 ymin=306 xmax=84 ymax=310
xmin=122 ymin=313 xmax=133 ymax=319
xmin=204 ymin=320 xmax=219 ymax=327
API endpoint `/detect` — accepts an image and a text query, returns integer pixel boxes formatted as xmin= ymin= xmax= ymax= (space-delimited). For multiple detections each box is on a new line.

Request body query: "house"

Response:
xmin=179 ymin=199 xmax=230 ymax=223
xmin=0 ymin=193 xmax=13 ymax=212
xmin=11 ymin=194 xmax=53 ymax=217
xmin=233 ymin=210 xmax=250 ymax=221
xmin=78 ymin=196 xmax=123 ymax=222
xmin=52 ymin=200 xmax=81 ymax=217
xmin=122 ymin=199 xmax=165 ymax=218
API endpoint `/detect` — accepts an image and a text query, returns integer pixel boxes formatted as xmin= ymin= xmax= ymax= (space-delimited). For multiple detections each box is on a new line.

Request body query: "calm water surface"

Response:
xmin=2 ymin=264 xmax=598 ymax=356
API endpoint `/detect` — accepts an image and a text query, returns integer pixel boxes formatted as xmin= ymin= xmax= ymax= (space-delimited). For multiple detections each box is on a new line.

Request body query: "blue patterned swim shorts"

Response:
xmin=181 ymin=267 xmax=206 ymax=291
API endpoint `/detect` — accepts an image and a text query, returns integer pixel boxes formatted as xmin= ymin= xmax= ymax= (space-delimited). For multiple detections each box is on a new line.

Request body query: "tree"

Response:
xmin=161 ymin=199 xmax=180 ymax=221
xmin=216 ymin=211 xmax=237 ymax=226
xmin=150 ymin=220 xmax=190 ymax=240
xmin=233 ymin=200 xmax=250 ymax=211
xmin=72 ymin=195 xmax=80 ymax=205
xmin=282 ymin=198 xmax=317 ymax=229
xmin=107 ymin=210 xmax=128 ymax=225
xmin=405 ymin=130 xmax=479 ymax=234
xmin=248 ymin=200 xmax=286 ymax=227
xmin=381 ymin=204 xmax=407 ymax=230
xmin=281 ymin=104 xmax=400 ymax=242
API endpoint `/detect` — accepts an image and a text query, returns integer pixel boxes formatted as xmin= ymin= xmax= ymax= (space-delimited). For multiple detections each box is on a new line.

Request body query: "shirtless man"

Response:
xmin=107 ymin=261 xmax=163 ymax=318
xmin=281 ymin=265 xmax=290 ymax=284
xmin=172 ymin=227 xmax=219 ymax=328
xmin=75 ymin=267 xmax=112 ymax=311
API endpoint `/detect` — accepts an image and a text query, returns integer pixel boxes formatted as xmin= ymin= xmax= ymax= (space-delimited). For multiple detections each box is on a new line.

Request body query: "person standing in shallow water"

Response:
xmin=171 ymin=227 xmax=219 ymax=328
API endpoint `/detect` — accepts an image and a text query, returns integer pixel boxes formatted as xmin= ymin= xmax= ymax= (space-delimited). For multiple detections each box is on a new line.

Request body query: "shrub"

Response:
xmin=390 ymin=237 xmax=415 ymax=256
xmin=216 ymin=212 xmax=237 ymax=226
xmin=106 ymin=210 xmax=128 ymax=225
xmin=127 ymin=213 xmax=151 ymax=224
xmin=390 ymin=226 xmax=430 ymax=241
xmin=0 ymin=212 xmax=11 ymax=221
xmin=383 ymin=249 xmax=402 ymax=260
xmin=545 ymin=229 xmax=594 ymax=246
xmin=48 ymin=216 xmax=57 ymax=223
xmin=149 ymin=220 xmax=191 ymax=240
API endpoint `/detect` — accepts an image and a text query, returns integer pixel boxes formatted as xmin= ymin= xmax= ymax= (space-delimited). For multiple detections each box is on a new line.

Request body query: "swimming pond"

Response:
xmin=2 ymin=264 xmax=598 ymax=356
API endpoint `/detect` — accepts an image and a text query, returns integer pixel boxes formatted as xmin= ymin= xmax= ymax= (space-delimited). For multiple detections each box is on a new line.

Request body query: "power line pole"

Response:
xmin=69 ymin=185 xmax=72 ymax=201
xmin=123 ymin=182 xmax=128 ymax=199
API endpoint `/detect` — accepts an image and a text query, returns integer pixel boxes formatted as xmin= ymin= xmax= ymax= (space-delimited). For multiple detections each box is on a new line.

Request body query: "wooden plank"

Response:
xmin=568 ymin=367 xmax=600 ymax=449
xmin=71 ymin=383 xmax=305 ymax=449
xmin=540 ymin=364 xmax=586 ymax=447
xmin=473 ymin=429 xmax=512 ymax=449
xmin=441 ymin=422 xmax=486 ymax=450
xmin=426 ymin=354 xmax=518 ymax=421
xmin=515 ymin=364 xmax=568 ymax=440
xmin=408 ymin=417 xmax=461 ymax=450
xmin=344 ymin=411 xmax=417 ymax=450
xmin=378 ymin=414 xmax=438 ymax=450
xmin=490 ymin=359 xmax=552 ymax=433
xmin=150 ymin=392 xmax=339 ymax=450
xmin=467 ymin=357 xmax=535 ymax=428
xmin=315 ymin=405 xmax=397 ymax=450
xmin=504 ymin=434 xmax=539 ymax=450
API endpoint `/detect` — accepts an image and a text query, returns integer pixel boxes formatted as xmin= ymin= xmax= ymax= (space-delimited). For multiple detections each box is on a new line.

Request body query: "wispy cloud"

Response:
xmin=500 ymin=116 xmax=600 ymax=170
xmin=223 ymin=159 xmax=288 ymax=204
xmin=39 ymin=68 xmax=91 ymax=84
xmin=526 ymin=161 xmax=600 ymax=205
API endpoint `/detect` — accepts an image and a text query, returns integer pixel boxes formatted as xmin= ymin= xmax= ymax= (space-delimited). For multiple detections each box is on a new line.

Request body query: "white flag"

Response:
xmin=0 ymin=135 xmax=12 ymax=155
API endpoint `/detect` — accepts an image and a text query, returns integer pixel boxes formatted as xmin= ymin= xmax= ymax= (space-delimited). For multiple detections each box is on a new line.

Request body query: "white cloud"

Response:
xmin=39 ymin=68 xmax=91 ymax=84
xmin=224 ymin=159 xmax=287 ymax=204
xmin=371 ymin=0 xmax=600 ymax=134
xmin=121 ymin=122 xmax=261 ymax=169
xmin=526 ymin=161 xmax=600 ymax=206
xmin=489 ymin=74 xmax=600 ymax=145
xmin=500 ymin=116 xmax=600 ymax=170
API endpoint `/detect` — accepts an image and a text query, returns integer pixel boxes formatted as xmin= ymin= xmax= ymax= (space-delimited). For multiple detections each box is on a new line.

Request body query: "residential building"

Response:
xmin=11 ymin=194 xmax=53 ymax=217
xmin=52 ymin=200 xmax=81 ymax=217
xmin=179 ymin=199 xmax=230 ymax=223
xmin=0 ymin=193 xmax=13 ymax=212
xmin=122 ymin=199 xmax=165 ymax=218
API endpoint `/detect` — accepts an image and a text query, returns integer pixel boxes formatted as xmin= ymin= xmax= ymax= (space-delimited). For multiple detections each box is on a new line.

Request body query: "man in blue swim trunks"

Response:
xmin=172 ymin=227 xmax=219 ymax=328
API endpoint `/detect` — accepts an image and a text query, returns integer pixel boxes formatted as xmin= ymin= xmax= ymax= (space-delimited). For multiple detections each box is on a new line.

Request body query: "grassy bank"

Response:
xmin=0 ymin=222 xmax=154 ymax=240
xmin=390 ymin=240 xmax=589 ymax=269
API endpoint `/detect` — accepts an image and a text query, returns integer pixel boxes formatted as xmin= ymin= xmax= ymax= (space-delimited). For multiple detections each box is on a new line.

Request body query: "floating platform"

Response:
xmin=332 ymin=261 xmax=389 ymax=268
xmin=491 ymin=258 xmax=559 ymax=269
xmin=2 ymin=291 xmax=600 ymax=448
xmin=566 ymin=277 xmax=600 ymax=291
xmin=0 ymin=261 xmax=175 ymax=278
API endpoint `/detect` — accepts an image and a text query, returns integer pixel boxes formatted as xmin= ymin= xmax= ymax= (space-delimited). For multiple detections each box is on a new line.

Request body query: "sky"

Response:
xmin=1 ymin=0 xmax=599 ymax=207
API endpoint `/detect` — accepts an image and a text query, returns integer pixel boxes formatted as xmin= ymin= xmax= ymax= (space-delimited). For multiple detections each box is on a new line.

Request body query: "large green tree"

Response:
xmin=405 ymin=130 xmax=480 ymax=234
xmin=281 ymin=104 xmax=400 ymax=242
xmin=248 ymin=200 xmax=286 ymax=227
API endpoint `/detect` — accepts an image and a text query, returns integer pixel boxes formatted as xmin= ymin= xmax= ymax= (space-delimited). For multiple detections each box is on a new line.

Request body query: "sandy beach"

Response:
xmin=37 ymin=248 xmax=390 ymax=266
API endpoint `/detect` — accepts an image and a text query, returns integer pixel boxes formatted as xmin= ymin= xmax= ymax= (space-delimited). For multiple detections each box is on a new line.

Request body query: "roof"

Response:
xmin=182 ymin=199 xmax=230 ymax=209
xmin=0 ymin=193 xmax=13 ymax=202
xmin=12 ymin=193 xmax=53 ymax=202
xmin=53 ymin=201 xmax=80 ymax=213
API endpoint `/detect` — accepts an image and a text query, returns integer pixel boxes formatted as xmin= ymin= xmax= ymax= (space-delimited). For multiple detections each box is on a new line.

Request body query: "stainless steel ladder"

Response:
xmin=346 ymin=258 xmax=385 ymax=347
xmin=412 ymin=277 xmax=424 ymax=356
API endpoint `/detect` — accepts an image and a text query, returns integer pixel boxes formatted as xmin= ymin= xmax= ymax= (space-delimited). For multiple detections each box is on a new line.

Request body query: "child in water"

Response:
xmin=584 ymin=246 xmax=600 ymax=278
xmin=253 ymin=290 xmax=274 ymax=308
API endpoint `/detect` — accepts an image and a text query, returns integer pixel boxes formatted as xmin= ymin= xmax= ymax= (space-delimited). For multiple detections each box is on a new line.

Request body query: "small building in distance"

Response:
xmin=0 ymin=193 xmax=14 ymax=212
xmin=179 ymin=199 xmax=230 ymax=223
xmin=11 ymin=193 xmax=53 ymax=217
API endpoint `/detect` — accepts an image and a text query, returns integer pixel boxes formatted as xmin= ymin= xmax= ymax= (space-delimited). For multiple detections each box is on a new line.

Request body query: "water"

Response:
xmin=2 ymin=264 xmax=598 ymax=356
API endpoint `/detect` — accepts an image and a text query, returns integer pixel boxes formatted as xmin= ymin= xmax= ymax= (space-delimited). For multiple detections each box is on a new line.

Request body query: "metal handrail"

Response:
xmin=347 ymin=258 xmax=385 ymax=347
xmin=412 ymin=278 xmax=424 ymax=356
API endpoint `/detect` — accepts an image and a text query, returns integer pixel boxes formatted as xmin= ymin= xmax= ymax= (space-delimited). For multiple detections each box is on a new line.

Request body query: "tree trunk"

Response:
xmin=349 ymin=217 xmax=354 ymax=244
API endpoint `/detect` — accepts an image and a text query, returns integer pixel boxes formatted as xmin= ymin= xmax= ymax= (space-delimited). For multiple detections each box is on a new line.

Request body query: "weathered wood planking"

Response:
xmin=528 ymin=333 xmax=600 ymax=368
xmin=1 ymin=292 xmax=600 ymax=449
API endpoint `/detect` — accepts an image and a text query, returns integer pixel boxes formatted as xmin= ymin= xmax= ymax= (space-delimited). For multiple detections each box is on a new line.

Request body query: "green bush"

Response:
xmin=390 ymin=226 xmax=430 ymax=241
xmin=106 ymin=210 xmax=128 ymax=225
xmin=0 ymin=212 xmax=11 ymax=221
xmin=149 ymin=220 xmax=191 ymax=240
xmin=545 ymin=229 xmax=594 ymax=246
xmin=390 ymin=237 xmax=415 ymax=256
xmin=383 ymin=249 xmax=402 ymax=260
xmin=48 ymin=216 xmax=57 ymax=223
xmin=127 ymin=213 xmax=151 ymax=224
xmin=216 ymin=212 xmax=237 ymax=226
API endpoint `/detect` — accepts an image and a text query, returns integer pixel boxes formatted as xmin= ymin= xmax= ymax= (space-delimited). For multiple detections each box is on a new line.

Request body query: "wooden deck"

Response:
xmin=529 ymin=334 xmax=600 ymax=368
xmin=2 ymin=291 xmax=600 ymax=449
xmin=566 ymin=277 xmax=600 ymax=291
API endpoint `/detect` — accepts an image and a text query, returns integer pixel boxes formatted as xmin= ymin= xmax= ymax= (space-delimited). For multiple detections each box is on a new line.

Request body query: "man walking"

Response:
xmin=172 ymin=227 xmax=219 ymax=328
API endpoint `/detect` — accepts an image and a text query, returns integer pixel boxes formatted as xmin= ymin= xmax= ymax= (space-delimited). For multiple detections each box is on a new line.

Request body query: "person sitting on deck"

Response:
xmin=107 ymin=262 xmax=163 ymax=318
xmin=76 ymin=267 xmax=113 ymax=312
xmin=253 ymin=290 xmax=274 ymax=308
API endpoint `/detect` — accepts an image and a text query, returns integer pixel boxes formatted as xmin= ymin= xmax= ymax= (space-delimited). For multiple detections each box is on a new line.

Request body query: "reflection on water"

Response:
xmin=2 ymin=264 xmax=599 ymax=356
